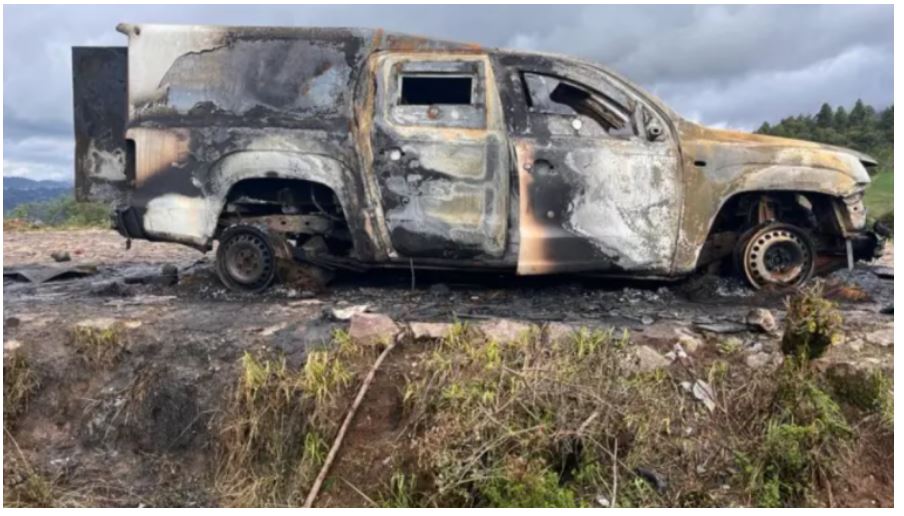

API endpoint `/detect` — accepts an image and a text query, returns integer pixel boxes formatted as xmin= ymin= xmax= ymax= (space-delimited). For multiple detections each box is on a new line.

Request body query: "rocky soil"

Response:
xmin=2 ymin=229 xmax=894 ymax=507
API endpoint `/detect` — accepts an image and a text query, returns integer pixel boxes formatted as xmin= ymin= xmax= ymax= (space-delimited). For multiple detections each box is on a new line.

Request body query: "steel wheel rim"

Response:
xmin=223 ymin=233 xmax=273 ymax=286
xmin=744 ymin=227 xmax=813 ymax=287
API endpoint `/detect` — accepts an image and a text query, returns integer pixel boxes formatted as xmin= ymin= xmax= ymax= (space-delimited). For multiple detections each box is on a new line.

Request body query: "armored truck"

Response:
xmin=72 ymin=24 xmax=884 ymax=291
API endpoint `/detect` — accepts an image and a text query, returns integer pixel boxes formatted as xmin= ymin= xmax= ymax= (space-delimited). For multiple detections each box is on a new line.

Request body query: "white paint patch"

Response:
xmin=84 ymin=140 xmax=127 ymax=181
xmin=125 ymin=25 xmax=227 ymax=110
xmin=409 ymin=142 xmax=487 ymax=180
xmin=565 ymin=147 xmax=679 ymax=270
xmin=143 ymin=194 xmax=216 ymax=241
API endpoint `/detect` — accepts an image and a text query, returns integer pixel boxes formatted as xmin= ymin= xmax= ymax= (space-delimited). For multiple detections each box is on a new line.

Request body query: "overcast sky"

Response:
xmin=3 ymin=4 xmax=894 ymax=181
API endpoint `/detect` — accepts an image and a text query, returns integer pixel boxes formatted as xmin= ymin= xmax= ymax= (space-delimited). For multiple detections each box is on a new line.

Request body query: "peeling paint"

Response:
xmin=143 ymin=193 xmax=214 ymax=241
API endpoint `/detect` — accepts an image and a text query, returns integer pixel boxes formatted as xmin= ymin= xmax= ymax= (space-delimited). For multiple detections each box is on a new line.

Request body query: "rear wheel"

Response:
xmin=216 ymin=225 xmax=277 ymax=292
xmin=736 ymin=222 xmax=816 ymax=289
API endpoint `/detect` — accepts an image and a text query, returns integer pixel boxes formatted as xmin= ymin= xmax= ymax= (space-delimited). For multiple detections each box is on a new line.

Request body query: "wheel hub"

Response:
xmin=222 ymin=232 xmax=273 ymax=286
xmin=743 ymin=227 xmax=813 ymax=287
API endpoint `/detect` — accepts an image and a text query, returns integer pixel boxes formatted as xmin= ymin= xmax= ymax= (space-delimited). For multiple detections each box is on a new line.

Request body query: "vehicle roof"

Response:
xmin=117 ymin=23 xmax=678 ymax=124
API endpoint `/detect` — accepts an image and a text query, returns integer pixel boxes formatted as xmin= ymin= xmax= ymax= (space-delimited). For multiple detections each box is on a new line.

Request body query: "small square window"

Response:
xmin=400 ymin=76 xmax=472 ymax=105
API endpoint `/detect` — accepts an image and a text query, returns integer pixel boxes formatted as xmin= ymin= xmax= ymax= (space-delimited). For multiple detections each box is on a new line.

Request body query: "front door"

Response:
xmin=368 ymin=53 xmax=509 ymax=260
xmin=496 ymin=56 xmax=682 ymax=274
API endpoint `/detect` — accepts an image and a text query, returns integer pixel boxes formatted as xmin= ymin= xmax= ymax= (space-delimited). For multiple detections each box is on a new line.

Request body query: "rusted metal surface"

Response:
xmin=72 ymin=23 xmax=882 ymax=284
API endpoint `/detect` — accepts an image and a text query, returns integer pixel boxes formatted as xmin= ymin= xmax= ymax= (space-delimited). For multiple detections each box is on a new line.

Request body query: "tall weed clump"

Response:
xmin=215 ymin=331 xmax=369 ymax=506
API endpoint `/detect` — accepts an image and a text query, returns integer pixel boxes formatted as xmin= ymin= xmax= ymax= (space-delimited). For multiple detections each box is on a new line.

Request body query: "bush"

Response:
xmin=396 ymin=324 xmax=664 ymax=507
xmin=8 ymin=195 xmax=109 ymax=228
xmin=3 ymin=351 xmax=40 ymax=430
xmin=781 ymin=282 xmax=843 ymax=363
xmin=740 ymin=363 xmax=852 ymax=507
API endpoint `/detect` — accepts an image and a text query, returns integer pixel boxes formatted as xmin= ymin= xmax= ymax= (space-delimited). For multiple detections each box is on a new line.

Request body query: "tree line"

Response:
xmin=756 ymin=99 xmax=893 ymax=165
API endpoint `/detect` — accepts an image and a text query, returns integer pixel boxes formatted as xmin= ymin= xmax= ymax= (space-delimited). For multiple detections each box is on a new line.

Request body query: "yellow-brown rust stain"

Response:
xmin=514 ymin=140 xmax=554 ymax=275
xmin=126 ymin=127 xmax=191 ymax=186
xmin=423 ymin=195 xmax=486 ymax=227
xmin=385 ymin=35 xmax=482 ymax=54
xmin=353 ymin=51 xmax=392 ymax=258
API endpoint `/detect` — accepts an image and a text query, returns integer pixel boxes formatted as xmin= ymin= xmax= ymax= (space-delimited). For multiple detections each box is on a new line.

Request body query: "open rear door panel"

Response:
xmin=72 ymin=46 xmax=130 ymax=202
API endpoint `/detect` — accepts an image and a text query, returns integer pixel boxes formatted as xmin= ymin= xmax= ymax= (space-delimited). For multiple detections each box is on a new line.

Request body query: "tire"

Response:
xmin=215 ymin=225 xmax=277 ymax=292
xmin=735 ymin=222 xmax=816 ymax=289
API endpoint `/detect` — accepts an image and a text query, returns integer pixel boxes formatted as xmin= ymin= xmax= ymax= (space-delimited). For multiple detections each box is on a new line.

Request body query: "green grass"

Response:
xmin=865 ymin=168 xmax=893 ymax=218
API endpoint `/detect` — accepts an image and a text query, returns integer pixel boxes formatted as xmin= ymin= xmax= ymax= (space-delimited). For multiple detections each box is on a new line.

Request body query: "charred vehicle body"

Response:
xmin=73 ymin=24 xmax=885 ymax=291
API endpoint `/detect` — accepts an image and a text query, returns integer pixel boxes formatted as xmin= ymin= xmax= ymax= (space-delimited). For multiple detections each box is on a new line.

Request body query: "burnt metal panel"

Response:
xmin=72 ymin=46 xmax=130 ymax=203
xmin=496 ymin=52 xmax=682 ymax=274
xmin=368 ymin=53 xmax=509 ymax=260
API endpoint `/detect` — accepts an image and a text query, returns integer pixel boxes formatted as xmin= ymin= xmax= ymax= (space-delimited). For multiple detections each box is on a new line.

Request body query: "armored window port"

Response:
xmin=400 ymin=75 xmax=473 ymax=105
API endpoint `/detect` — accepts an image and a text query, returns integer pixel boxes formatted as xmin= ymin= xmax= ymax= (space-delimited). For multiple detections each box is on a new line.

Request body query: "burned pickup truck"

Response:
xmin=73 ymin=23 xmax=885 ymax=291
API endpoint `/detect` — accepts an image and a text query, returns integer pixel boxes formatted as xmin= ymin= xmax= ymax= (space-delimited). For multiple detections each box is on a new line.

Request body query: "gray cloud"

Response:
xmin=3 ymin=4 xmax=893 ymax=180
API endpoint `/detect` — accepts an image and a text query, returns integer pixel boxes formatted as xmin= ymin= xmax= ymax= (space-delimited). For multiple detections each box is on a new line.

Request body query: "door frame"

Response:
xmin=493 ymin=54 xmax=684 ymax=275
xmin=361 ymin=51 xmax=512 ymax=263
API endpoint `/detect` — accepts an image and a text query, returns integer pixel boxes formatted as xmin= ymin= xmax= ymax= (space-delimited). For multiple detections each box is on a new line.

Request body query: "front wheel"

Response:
xmin=735 ymin=222 xmax=816 ymax=289
xmin=216 ymin=225 xmax=277 ymax=292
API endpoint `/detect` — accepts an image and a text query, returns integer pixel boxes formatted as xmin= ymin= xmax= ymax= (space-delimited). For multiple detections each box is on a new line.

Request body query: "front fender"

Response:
xmin=674 ymin=162 xmax=870 ymax=273
xmin=728 ymin=163 xmax=867 ymax=198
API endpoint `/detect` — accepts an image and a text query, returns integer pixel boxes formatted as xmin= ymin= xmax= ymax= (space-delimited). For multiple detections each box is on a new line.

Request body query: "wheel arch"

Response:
xmin=204 ymin=150 xmax=373 ymax=258
xmin=689 ymin=182 xmax=853 ymax=272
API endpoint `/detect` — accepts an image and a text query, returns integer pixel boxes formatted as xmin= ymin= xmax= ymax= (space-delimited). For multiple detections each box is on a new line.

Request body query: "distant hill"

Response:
xmin=4 ymin=176 xmax=72 ymax=214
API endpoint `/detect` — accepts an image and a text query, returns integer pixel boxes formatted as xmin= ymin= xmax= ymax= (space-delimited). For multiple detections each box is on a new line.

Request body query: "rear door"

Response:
xmin=72 ymin=47 xmax=131 ymax=203
xmin=368 ymin=54 xmax=509 ymax=260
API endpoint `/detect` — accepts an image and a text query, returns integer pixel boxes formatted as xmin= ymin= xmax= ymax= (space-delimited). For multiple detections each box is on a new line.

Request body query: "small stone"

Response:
xmin=50 ymin=251 xmax=71 ymax=262
xmin=676 ymin=333 xmax=703 ymax=354
xmin=666 ymin=342 xmax=688 ymax=363
xmin=260 ymin=322 xmax=289 ymax=337
xmin=691 ymin=379 xmax=716 ymax=412
xmin=4 ymin=339 xmax=22 ymax=352
xmin=595 ymin=496 xmax=610 ymax=508
xmin=409 ymin=322 xmax=454 ymax=340
xmin=846 ymin=338 xmax=864 ymax=352
xmin=745 ymin=352 xmax=771 ymax=369
xmin=865 ymin=328 xmax=893 ymax=347
xmin=5 ymin=316 xmax=20 ymax=329
xmin=349 ymin=313 xmax=399 ymax=346
xmin=478 ymin=319 xmax=532 ymax=343
xmin=640 ymin=315 xmax=654 ymax=325
xmin=628 ymin=345 xmax=671 ymax=373
xmin=329 ymin=304 xmax=369 ymax=321
xmin=746 ymin=308 xmax=776 ymax=333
